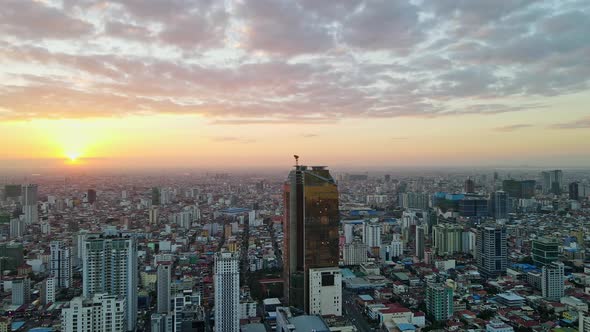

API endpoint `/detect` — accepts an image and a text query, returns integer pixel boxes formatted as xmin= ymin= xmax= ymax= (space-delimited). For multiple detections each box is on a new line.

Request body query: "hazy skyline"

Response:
xmin=1 ymin=0 xmax=589 ymax=169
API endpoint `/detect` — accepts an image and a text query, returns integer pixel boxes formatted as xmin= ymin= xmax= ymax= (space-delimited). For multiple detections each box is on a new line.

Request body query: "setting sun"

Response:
xmin=67 ymin=153 xmax=81 ymax=162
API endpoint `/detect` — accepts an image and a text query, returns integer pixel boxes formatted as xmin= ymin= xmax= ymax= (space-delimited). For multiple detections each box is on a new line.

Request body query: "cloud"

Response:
xmin=302 ymin=134 xmax=319 ymax=138
xmin=0 ymin=0 xmax=94 ymax=39
xmin=493 ymin=124 xmax=533 ymax=132
xmin=549 ymin=116 xmax=590 ymax=129
xmin=391 ymin=137 xmax=409 ymax=140
xmin=235 ymin=0 xmax=335 ymax=55
xmin=341 ymin=0 xmax=424 ymax=52
xmin=209 ymin=136 xmax=255 ymax=143
xmin=0 ymin=0 xmax=589 ymax=124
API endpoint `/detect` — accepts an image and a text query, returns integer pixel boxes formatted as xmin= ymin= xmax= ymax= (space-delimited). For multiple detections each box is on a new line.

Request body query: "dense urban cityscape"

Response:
xmin=0 ymin=165 xmax=588 ymax=332
xmin=2 ymin=0 xmax=590 ymax=331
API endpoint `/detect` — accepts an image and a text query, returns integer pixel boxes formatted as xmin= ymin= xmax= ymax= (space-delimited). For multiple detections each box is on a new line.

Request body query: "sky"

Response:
xmin=1 ymin=0 xmax=589 ymax=171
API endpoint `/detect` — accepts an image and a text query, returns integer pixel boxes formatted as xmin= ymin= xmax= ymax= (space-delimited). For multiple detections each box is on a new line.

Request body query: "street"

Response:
xmin=343 ymin=290 xmax=376 ymax=332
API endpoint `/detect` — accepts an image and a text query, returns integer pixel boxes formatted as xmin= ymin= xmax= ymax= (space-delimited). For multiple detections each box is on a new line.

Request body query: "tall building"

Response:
xmin=173 ymin=289 xmax=205 ymax=332
xmin=458 ymin=196 xmax=488 ymax=217
xmin=87 ymin=189 xmax=97 ymax=204
xmin=283 ymin=165 xmax=340 ymax=313
xmin=541 ymin=170 xmax=563 ymax=195
xmin=309 ymin=267 xmax=342 ymax=316
xmin=433 ymin=224 xmax=463 ymax=256
xmin=541 ymin=262 xmax=564 ymax=301
xmin=0 ymin=243 xmax=24 ymax=271
xmin=464 ymin=178 xmax=475 ymax=193
xmin=4 ymin=184 xmax=21 ymax=200
xmin=214 ymin=252 xmax=239 ymax=332
xmin=61 ymin=293 xmax=127 ymax=332
xmin=151 ymin=313 xmax=173 ymax=332
xmin=581 ymin=313 xmax=590 ymax=332
xmin=157 ymin=262 xmax=172 ymax=314
xmin=532 ymin=236 xmax=560 ymax=266
xmin=399 ymin=192 xmax=430 ymax=210
xmin=389 ymin=234 xmax=403 ymax=258
xmin=9 ymin=218 xmax=24 ymax=238
xmin=343 ymin=242 xmax=368 ymax=266
xmin=343 ymin=223 xmax=354 ymax=244
xmin=416 ymin=225 xmax=425 ymax=260
xmin=50 ymin=241 xmax=72 ymax=289
xmin=42 ymin=277 xmax=56 ymax=305
xmin=22 ymin=184 xmax=38 ymax=225
xmin=152 ymin=187 xmax=161 ymax=206
xmin=476 ymin=226 xmax=507 ymax=278
xmin=11 ymin=277 xmax=31 ymax=306
xmin=426 ymin=283 xmax=453 ymax=321
xmin=149 ymin=206 xmax=160 ymax=225
xmin=363 ymin=220 xmax=382 ymax=248
xmin=489 ymin=191 xmax=509 ymax=220
xmin=502 ymin=180 xmax=536 ymax=199
xmin=569 ymin=182 xmax=580 ymax=201
xmin=83 ymin=234 xmax=138 ymax=331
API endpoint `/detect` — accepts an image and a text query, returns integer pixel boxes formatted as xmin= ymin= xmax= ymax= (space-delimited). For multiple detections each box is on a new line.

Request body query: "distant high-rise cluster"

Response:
xmin=541 ymin=170 xmax=563 ymax=195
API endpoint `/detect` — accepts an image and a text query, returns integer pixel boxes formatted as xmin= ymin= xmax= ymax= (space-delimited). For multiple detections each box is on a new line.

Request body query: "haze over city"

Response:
xmin=2 ymin=2 xmax=590 ymax=332
xmin=1 ymin=0 xmax=589 ymax=171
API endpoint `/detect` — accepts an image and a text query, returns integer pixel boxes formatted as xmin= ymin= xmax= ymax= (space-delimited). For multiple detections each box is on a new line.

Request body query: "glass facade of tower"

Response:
xmin=284 ymin=166 xmax=339 ymax=313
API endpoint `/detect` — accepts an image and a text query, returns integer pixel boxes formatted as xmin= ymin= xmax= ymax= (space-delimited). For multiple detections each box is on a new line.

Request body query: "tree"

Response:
xmin=477 ymin=309 xmax=495 ymax=320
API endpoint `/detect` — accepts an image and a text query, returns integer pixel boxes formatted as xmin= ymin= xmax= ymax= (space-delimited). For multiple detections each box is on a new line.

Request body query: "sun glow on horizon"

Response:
xmin=67 ymin=152 xmax=81 ymax=162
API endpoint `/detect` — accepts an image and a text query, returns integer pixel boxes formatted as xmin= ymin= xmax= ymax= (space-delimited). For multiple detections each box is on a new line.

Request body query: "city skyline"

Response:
xmin=1 ymin=0 xmax=590 ymax=170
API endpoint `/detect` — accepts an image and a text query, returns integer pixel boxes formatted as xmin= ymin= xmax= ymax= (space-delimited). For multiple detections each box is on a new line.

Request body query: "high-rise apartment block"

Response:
xmin=542 ymin=262 xmax=564 ymax=301
xmin=157 ymin=262 xmax=172 ymax=314
xmin=50 ymin=241 xmax=72 ymax=289
xmin=83 ymin=234 xmax=138 ymax=331
xmin=426 ymin=283 xmax=453 ymax=321
xmin=214 ymin=252 xmax=240 ymax=332
xmin=363 ymin=220 xmax=382 ymax=248
xmin=433 ymin=224 xmax=463 ymax=256
xmin=22 ymin=184 xmax=38 ymax=225
xmin=61 ymin=294 xmax=127 ymax=332
xmin=343 ymin=242 xmax=368 ymax=266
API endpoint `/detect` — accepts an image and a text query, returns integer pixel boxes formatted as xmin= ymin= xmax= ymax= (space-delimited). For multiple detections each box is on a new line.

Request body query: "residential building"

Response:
xmin=61 ymin=293 xmax=127 ymax=332
xmin=425 ymin=283 xmax=453 ymax=321
xmin=486 ymin=320 xmax=515 ymax=332
xmin=83 ymin=234 xmax=138 ymax=331
xmin=542 ymin=261 xmax=565 ymax=301
xmin=343 ymin=242 xmax=368 ymax=266
xmin=50 ymin=241 xmax=72 ymax=288
xmin=214 ymin=252 xmax=240 ymax=332
xmin=11 ymin=277 xmax=31 ymax=306
xmin=157 ymin=262 xmax=172 ymax=314
xmin=433 ymin=223 xmax=463 ymax=256
xmin=363 ymin=220 xmax=382 ymax=248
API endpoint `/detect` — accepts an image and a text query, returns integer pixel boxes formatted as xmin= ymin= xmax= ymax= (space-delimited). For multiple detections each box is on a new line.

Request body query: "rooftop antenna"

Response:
xmin=294 ymin=155 xmax=299 ymax=167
